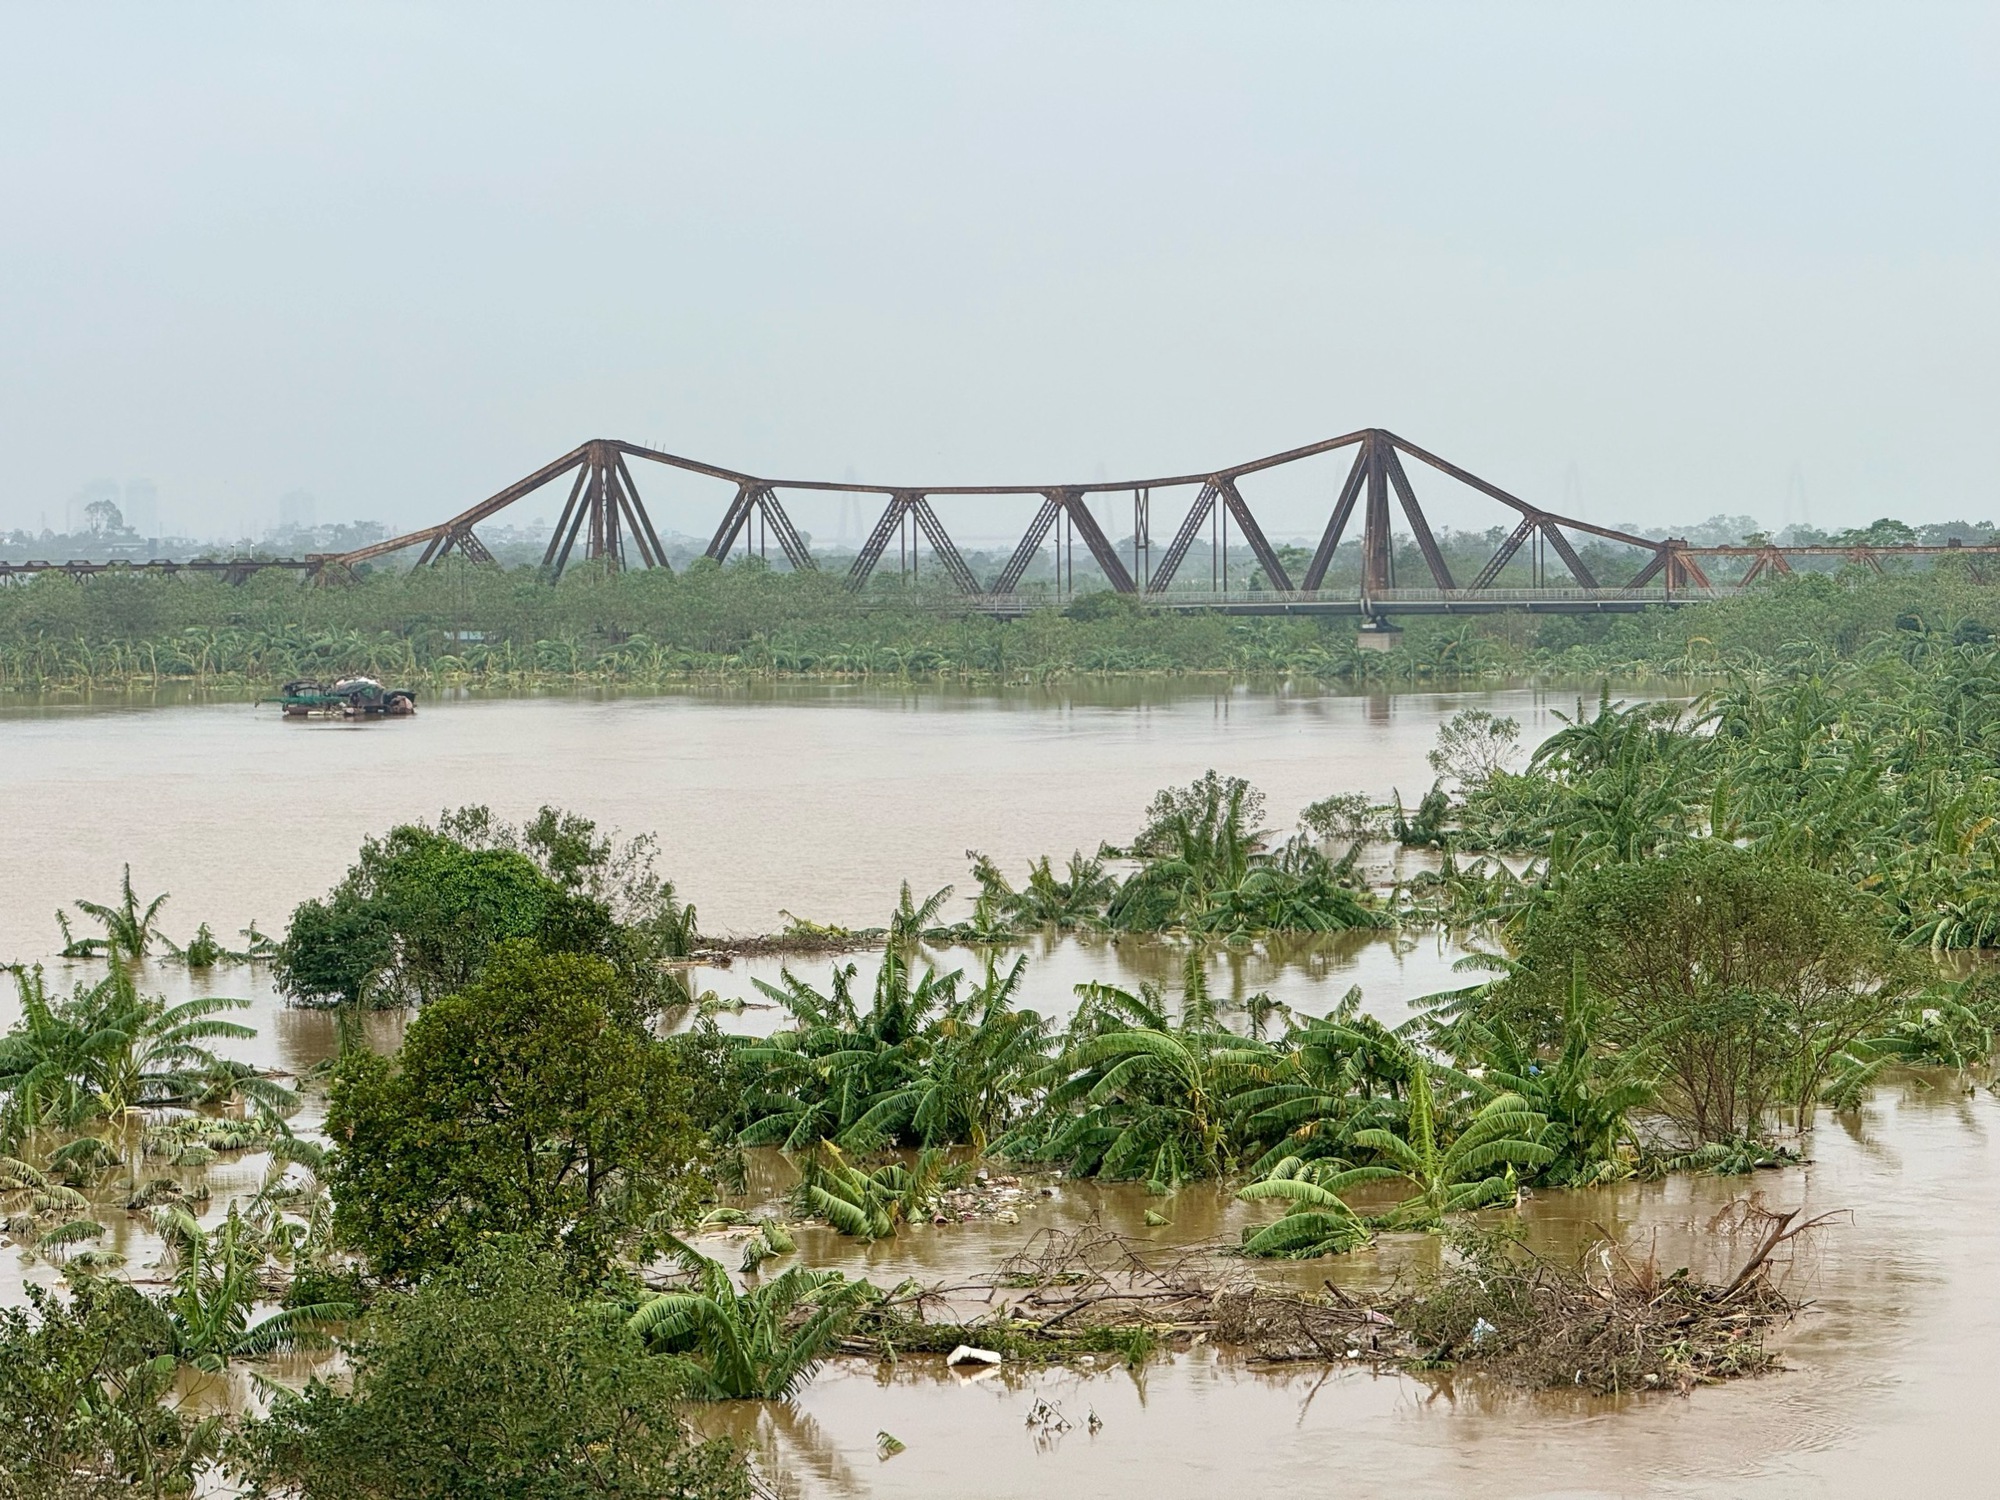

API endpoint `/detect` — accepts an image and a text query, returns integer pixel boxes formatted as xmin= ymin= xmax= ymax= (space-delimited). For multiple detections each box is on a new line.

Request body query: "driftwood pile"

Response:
xmin=843 ymin=1199 xmax=1831 ymax=1394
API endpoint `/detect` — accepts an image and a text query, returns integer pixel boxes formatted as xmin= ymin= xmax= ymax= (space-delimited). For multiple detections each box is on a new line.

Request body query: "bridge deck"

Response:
xmin=963 ymin=587 xmax=1679 ymax=617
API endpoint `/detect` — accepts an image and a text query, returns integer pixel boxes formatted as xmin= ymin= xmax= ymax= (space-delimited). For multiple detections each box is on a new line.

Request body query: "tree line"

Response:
xmin=7 ymin=551 xmax=2000 ymax=692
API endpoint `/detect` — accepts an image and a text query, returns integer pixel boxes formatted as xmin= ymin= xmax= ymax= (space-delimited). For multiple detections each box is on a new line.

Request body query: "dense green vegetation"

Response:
xmin=231 ymin=1240 xmax=748 ymax=1500
xmin=325 ymin=943 xmax=713 ymax=1283
xmin=0 ymin=1278 xmax=222 ymax=1499
xmin=275 ymin=806 xmax=697 ymax=1010
xmin=719 ymin=642 xmax=2000 ymax=1245
xmin=8 ymin=552 xmax=2000 ymax=692
xmin=962 ymin=772 xmax=1386 ymax=939
xmin=0 ymin=965 xmax=289 ymax=1148
xmin=1414 ymin=645 xmax=2000 ymax=950
xmin=739 ymin=948 xmax=1047 ymax=1154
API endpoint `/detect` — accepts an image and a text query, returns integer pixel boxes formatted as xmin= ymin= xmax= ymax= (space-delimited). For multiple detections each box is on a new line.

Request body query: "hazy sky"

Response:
xmin=3 ymin=3 xmax=1996 ymax=544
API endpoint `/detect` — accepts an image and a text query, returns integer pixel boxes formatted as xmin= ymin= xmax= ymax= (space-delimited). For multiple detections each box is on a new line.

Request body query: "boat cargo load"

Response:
xmin=277 ymin=677 xmax=417 ymax=718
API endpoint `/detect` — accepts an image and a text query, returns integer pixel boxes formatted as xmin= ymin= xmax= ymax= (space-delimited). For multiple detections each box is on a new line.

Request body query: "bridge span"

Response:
xmin=6 ymin=428 xmax=1991 ymax=614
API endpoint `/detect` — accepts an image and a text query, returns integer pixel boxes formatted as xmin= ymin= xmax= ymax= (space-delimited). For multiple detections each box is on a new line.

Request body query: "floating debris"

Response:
xmin=1025 ymin=1397 xmax=1071 ymax=1435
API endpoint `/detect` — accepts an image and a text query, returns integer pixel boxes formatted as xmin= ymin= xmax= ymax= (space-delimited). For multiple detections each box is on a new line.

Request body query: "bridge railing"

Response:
xmin=1365 ymin=586 xmax=1681 ymax=604
xmin=959 ymin=584 xmax=1693 ymax=612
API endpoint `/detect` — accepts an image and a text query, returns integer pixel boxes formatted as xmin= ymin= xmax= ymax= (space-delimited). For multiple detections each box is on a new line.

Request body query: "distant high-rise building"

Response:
xmin=277 ymin=489 xmax=317 ymax=531
xmin=123 ymin=478 xmax=159 ymax=538
xmin=66 ymin=478 xmax=121 ymax=534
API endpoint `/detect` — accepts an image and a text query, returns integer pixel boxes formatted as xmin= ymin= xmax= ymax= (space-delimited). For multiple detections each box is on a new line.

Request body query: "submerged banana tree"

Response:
xmin=846 ymin=953 xmax=1048 ymax=1153
xmin=741 ymin=939 xmax=1047 ymax=1155
xmin=0 ymin=965 xmax=291 ymax=1128
xmin=886 ymin=881 xmax=953 ymax=947
xmin=1023 ymin=964 xmax=1269 ymax=1191
xmin=153 ymin=1204 xmax=352 ymax=1372
xmin=1229 ymin=992 xmax=1414 ymax=1176
xmin=967 ymin=850 xmax=1117 ymax=930
xmin=0 ymin=967 xmax=115 ymax=1136
xmin=739 ymin=949 xmax=963 ymax=1152
xmin=1431 ymin=960 xmax=1656 ymax=1187
xmin=791 ymin=1142 xmax=942 ymax=1240
xmin=63 ymin=864 xmax=172 ymax=959
xmin=629 ymin=1234 xmax=877 ymax=1399
xmin=1236 ymin=1157 xmax=1374 ymax=1257
xmin=1350 ymin=1058 xmax=1553 ymax=1227
xmin=247 ymin=1131 xmax=337 ymax=1272
xmin=1238 ymin=1040 xmax=1554 ymax=1253
xmin=91 ymin=989 xmax=286 ymax=1119
xmin=1 ymin=1152 xmax=96 ymax=1252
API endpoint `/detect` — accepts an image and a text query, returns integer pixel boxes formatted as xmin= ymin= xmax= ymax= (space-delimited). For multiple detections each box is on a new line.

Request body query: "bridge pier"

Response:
xmin=1356 ymin=616 xmax=1403 ymax=652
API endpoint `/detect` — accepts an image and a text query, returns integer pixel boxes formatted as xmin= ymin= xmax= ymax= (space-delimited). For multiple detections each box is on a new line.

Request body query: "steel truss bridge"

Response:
xmin=5 ymin=428 xmax=1989 ymax=616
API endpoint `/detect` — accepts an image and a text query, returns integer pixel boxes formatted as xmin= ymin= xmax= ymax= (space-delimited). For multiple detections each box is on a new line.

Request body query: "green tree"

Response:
xmin=325 ymin=944 xmax=710 ymax=1282
xmin=1513 ymin=842 xmax=1922 ymax=1142
xmin=276 ymin=827 xmax=580 ymax=1006
xmin=275 ymin=808 xmax=693 ymax=1012
xmin=269 ymin=896 xmax=394 ymax=1008
xmin=0 ymin=1278 xmax=222 ymax=1500
xmin=230 ymin=1241 xmax=747 ymax=1500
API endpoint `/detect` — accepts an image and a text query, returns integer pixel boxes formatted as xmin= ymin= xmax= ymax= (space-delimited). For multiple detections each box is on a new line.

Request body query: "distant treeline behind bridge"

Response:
xmin=3 ymin=544 xmax=1998 ymax=693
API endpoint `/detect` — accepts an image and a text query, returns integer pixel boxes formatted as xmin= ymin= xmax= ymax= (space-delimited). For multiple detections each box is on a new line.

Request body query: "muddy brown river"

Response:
xmin=1 ymin=682 xmax=1985 ymax=1497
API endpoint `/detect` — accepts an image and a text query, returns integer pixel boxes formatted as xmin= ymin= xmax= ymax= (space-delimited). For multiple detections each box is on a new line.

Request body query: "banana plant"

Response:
xmin=790 ymin=1141 xmax=942 ymax=1240
xmin=1350 ymin=1059 xmax=1553 ymax=1227
xmin=152 ymin=1205 xmax=352 ymax=1373
xmin=67 ymin=864 xmax=172 ymax=959
xmin=1229 ymin=993 xmax=1412 ymax=1175
xmin=1428 ymin=957 xmax=1657 ymax=1186
xmin=628 ymin=1233 xmax=877 ymax=1398
xmin=1236 ymin=1156 xmax=1374 ymax=1257
xmin=1028 ymin=967 xmax=1269 ymax=1190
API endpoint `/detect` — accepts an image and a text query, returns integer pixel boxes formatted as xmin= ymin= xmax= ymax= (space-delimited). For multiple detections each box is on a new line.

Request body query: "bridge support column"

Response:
xmin=542 ymin=441 xmax=671 ymax=580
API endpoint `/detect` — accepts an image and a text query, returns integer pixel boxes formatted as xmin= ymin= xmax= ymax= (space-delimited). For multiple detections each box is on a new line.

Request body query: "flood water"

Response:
xmin=0 ymin=679 xmax=1584 ymax=940
xmin=704 ymin=1073 xmax=2000 ymax=1499
xmin=1 ymin=680 xmax=1988 ymax=1497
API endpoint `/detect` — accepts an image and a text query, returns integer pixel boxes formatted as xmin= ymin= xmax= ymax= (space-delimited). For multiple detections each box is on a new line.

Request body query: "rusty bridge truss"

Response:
xmin=6 ymin=428 xmax=1992 ymax=614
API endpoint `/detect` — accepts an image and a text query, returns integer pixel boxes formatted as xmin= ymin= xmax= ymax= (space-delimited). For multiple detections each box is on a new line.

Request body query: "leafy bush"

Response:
xmin=275 ymin=805 xmax=694 ymax=1010
xmin=0 ymin=1278 xmax=222 ymax=1500
xmin=1509 ymin=843 xmax=1924 ymax=1143
xmin=325 ymin=943 xmax=710 ymax=1282
xmin=231 ymin=1241 xmax=748 ymax=1500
